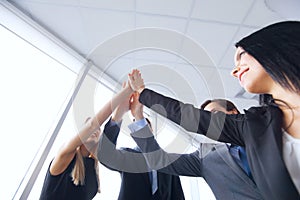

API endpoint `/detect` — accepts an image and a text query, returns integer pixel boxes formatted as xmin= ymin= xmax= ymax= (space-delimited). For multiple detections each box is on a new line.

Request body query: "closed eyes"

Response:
xmin=239 ymin=51 xmax=246 ymax=57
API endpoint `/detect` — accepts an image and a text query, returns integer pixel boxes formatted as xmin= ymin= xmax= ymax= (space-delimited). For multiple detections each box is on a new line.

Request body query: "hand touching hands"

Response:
xmin=130 ymin=92 xmax=144 ymax=121
xmin=111 ymin=69 xmax=145 ymax=122
xmin=128 ymin=69 xmax=145 ymax=94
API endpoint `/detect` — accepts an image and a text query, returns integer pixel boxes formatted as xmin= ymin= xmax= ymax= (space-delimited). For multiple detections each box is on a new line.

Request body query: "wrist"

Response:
xmin=133 ymin=112 xmax=144 ymax=121
xmin=111 ymin=115 xmax=122 ymax=123
xmin=137 ymin=86 xmax=145 ymax=94
xmin=123 ymin=85 xmax=134 ymax=95
xmin=112 ymin=110 xmax=125 ymax=122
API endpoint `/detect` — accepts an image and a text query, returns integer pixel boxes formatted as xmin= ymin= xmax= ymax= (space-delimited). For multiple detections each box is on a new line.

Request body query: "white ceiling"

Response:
xmin=7 ymin=0 xmax=300 ymax=111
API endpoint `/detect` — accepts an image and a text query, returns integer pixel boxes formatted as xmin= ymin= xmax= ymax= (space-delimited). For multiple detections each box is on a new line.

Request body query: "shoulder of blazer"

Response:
xmin=242 ymin=105 xmax=283 ymax=140
xmin=244 ymin=105 xmax=282 ymax=121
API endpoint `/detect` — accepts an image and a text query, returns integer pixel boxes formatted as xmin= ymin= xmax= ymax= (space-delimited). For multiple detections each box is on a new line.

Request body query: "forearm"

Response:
xmin=138 ymin=88 xmax=246 ymax=145
xmin=63 ymin=86 xmax=132 ymax=153
xmin=111 ymin=107 xmax=126 ymax=123
xmin=98 ymin=119 xmax=150 ymax=173
xmin=139 ymin=89 xmax=209 ymax=134
xmin=92 ymin=86 xmax=132 ymax=128
xmin=97 ymin=120 xmax=121 ymax=171
xmin=131 ymin=126 xmax=203 ymax=177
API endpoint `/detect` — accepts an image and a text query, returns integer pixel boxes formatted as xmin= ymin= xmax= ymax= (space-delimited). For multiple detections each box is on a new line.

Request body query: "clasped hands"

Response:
xmin=128 ymin=69 xmax=145 ymax=94
xmin=112 ymin=69 xmax=145 ymax=122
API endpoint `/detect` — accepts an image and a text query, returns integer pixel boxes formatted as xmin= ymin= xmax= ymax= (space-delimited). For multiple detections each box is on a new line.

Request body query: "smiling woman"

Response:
xmin=232 ymin=47 xmax=274 ymax=94
xmin=128 ymin=21 xmax=300 ymax=200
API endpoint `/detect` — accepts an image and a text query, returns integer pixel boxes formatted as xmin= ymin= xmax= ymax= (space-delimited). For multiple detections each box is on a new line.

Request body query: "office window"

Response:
xmin=0 ymin=25 xmax=77 ymax=199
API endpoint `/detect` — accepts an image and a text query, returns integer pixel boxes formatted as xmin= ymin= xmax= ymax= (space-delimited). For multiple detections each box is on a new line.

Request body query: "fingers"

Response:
xmin=128 ymin=69 xmax=144 ymax=92
xmin=122 ymin=81 xmax=126 ymax=88
xmin=128 ymin=73 xmax=134 ymax=82
xmin=129 ymin=69 xmax=140 ymax=78
xmin=132 ymin=69 xmax=141 ymax=80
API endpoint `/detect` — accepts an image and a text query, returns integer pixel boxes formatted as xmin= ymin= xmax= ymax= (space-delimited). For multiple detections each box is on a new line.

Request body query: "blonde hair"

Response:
xmin=71 ymin=147 xmax=101 ymax=193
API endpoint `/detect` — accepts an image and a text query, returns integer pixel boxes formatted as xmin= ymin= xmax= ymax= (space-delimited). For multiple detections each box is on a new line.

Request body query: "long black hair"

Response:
xmin=236 ymin=21 xmax=300 ymax=92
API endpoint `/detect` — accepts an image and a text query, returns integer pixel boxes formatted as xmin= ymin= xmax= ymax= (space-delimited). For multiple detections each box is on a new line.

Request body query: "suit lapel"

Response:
xmin=215 ymin=144 xmax=257 ymax=187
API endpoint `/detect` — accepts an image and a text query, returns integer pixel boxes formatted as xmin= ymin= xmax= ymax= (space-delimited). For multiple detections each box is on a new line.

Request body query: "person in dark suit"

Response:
xmin=129 ymin=92 xmax=262 ymax=200
xmin=128 ymin=21 xmax=300 ymax=200
xmin=97 ymin=86 xmax=185 ymax=200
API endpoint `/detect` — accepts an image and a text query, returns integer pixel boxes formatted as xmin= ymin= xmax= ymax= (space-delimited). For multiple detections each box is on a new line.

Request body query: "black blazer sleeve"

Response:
xmin=131 ymin=125 xmax=208 ymax=177
xmin=139 ymin=88 xmax=246 ymax=146
xmin=97 ymin=119 xmax=149 ymax=173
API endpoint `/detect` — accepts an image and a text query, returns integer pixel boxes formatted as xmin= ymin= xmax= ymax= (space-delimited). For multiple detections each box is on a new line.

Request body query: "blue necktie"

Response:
xmin=150 ymin=170 xmax=158 ymax=194
xmin=229 ymin=145 xmax=253 ymax=180
xmin=238 ymin=146 xmax=253 ymax=179
xmin=135 ymin=146 xmax=158 ymax=194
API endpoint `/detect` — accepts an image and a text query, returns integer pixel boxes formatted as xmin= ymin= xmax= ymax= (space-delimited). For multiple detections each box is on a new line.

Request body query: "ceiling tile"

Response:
xmin=264 ymin=0 xmax=300 ymax=20
xmin=101 ymin=57 xmax=135 ymax=83
xmin=200 ymin=67 xmax=228 ymax=99
xmin=217 ymin=68 xmax=242 ymax=98
xmin=243 ymin=0 xmax=284 ymax=27
xmin=218 ymin=46 xmax=236 ymax=70
xmin=128 ymin=49 xmax=181 ymax=64
xmin=137 ymin=64 xmax=175 ymax=95
xmin=87 ymin=28 xmax=184 ymax=73
xmin=78 ymin=0 xmax=135 ymax=11
xmin=186 ymin=21 xmax=239 ymax=66
xmin=10 ymin=0 xmax=80 ymax=6
xmin=177 ymin=36 xmax=215 ymax=66
xmin=191 ymin=0 xmax=254 ymax=24
xmin=136 ymin=13 xmax=187 ymax=33
xmin=172 ymin=63 xmax=222 ymax=104
xmin=80 ymin=8 xmax=135 ymax=56
xmin=136 ymin=0 xmax=194 ymax=18
xmin=13 ymin=2 xmax=90 ymax=55
xmin=219 ymin=26 xmax=257 ymax=69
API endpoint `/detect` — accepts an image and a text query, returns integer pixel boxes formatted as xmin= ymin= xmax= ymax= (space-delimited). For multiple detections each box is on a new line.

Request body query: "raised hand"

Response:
xmin=130 ymin=92 xmax=144 ymax=121
xmin=128 ymin=69 xmax=145 ymax=93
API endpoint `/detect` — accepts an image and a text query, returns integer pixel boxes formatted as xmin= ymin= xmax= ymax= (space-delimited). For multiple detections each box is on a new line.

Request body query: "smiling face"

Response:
xmin=231 ymin=47 xmax=275 ymax=94
xmin=82 ymin=118 xmax=102 ymax=151
xmin=85 ymin=127 xmax=101 ymax=146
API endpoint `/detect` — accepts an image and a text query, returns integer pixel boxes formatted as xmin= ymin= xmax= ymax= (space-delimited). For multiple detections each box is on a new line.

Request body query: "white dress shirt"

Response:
xmin=282 ymin=130 xmax=300 ymax=193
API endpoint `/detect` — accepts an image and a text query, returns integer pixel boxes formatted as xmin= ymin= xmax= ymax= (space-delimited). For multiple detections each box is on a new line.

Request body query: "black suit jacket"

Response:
xmin=98 ymin=119 xmax=185 ymax=200
xmin=131 ymin=125 xmax=263 ymax=200
xmin=139 ymin=88 xmax=300 ymax=200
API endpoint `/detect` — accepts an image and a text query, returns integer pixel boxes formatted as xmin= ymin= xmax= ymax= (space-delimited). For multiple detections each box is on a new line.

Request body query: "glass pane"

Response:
xmin=29 ymin=76 xmax=119 ymax=199
xmin=94 ymin=81 xmax=122 ymax=200
xmin=0 ymin=25 xmax=77 ymax=199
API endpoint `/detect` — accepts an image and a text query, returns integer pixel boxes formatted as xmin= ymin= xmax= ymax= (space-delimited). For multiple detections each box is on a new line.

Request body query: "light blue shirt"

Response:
xmin=128 ymin=118 xmax=148 ymax=132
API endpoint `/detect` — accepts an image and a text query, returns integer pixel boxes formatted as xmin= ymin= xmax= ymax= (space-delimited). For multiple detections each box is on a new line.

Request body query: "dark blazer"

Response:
xmin=97 ymin=119 xmax=185 ymax=200
xmin=131 ymin=125 xmax=263 ymax=200
xmin=138 ymin=88 xmax=300 ymax=200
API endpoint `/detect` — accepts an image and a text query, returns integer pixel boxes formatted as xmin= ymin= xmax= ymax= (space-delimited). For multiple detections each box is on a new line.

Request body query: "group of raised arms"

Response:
xmin=40 ymin=20 xmax=300 ymax=200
